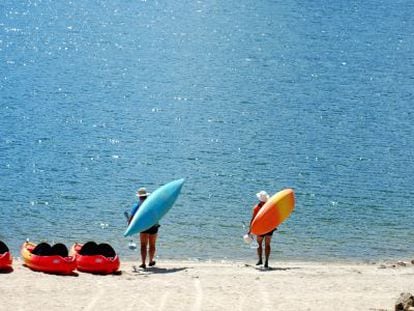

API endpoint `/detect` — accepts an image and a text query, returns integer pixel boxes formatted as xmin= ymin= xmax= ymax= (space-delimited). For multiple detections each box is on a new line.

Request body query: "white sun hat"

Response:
xmin=136 ymin=187 xmax=150 ymax=198
xmin=256 ymin=190 xmax=270 ymax=202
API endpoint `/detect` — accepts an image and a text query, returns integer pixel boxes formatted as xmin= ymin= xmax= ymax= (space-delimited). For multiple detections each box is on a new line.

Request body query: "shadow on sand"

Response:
xmin=132 ymin=266 xmax=188 ymax=274
xmin=22 ymin=264 xmax=79 ymax=277
xmin=0 ymin=267 xmax=14 ymax=274
xmin=244 ymin=263 xmax=300 ymax=272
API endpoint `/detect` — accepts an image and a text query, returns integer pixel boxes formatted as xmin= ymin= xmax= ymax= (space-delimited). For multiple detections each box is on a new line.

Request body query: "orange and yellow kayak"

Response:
xmin=250 ymin=189 xmax=295 ymax=235
xmin=21 ymin=241 xmax=76 ymax=275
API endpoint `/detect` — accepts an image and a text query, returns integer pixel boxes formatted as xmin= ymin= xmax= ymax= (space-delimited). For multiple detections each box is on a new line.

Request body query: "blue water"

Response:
xmin=1 ymin=0 xmax=413 ymax=262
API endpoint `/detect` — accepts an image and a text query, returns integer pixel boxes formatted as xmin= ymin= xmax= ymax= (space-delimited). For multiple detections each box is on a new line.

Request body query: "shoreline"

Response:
xmin=99 ymin=253 xmax=414 ymax=267
xmin=2 ymin=258 xmax=414 ymax=311
xmin=8 ymin=255 xmax=414 ymax=264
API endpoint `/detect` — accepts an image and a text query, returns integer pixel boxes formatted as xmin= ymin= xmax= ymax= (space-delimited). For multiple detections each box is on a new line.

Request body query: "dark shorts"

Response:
xmin=258 ymin=228 xmax=277 ymax=237
xmin=141 ymin=224 xmax=160 ymax=235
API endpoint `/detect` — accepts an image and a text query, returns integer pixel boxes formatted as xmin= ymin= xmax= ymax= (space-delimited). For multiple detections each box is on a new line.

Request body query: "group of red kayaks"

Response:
xmin=0 ymin=240 xmax=120 ymax=275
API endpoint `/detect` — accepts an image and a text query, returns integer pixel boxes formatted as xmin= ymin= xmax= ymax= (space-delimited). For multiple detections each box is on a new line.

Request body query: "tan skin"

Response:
xmin=255 ymin=235 xmax=272 ymax=267
xmin=140 ymin=232 xmax=157 ymax=267
xmin=249 ymin=201 xmax=273 ymax=268
xmin=129 ymin=195 xmax=158 ymax=268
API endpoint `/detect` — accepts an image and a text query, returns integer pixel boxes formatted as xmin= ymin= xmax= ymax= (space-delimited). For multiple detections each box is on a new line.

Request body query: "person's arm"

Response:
xmin=128 ymin=202 xmax=140 ymax=224
xmin=248 ymin=205 xmax=258 ymax=234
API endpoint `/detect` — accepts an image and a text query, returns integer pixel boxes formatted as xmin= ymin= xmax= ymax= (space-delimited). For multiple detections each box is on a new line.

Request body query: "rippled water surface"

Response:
xmin=1 ymin=0 xmax=413 ymax=261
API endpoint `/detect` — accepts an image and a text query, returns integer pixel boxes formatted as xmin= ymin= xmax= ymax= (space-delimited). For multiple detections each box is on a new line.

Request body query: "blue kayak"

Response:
xmin=124 ymin=178 xmax=185 ymax=237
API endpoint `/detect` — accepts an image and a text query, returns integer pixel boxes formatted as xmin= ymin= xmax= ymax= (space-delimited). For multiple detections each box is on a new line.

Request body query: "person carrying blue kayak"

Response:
xmin=127 ymin=187 xmax=160 ymax=269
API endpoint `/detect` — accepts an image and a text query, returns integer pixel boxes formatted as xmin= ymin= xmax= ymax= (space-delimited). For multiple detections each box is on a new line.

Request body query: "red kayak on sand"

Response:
xmin=70 ymin=242 xmax=120 ymax=274
xmin=0 ymin=241 xmax=13 ymax=271
xmin=21 ymin=241 xmax=76 ymax=275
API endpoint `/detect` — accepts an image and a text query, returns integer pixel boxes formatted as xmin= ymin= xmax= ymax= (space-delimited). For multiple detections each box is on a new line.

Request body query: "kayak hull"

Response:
xmin=21 ymin=241 xmax=76 ymax=275
xmin=124 ymin=178 xmax=185 ymax=237
xmin=70 ymin=243 xmax=120 ymax=274
xmin=0 ymin=252 xmax=12 ymax=270
xmin=250 ymin=189 xmax=295 ymax=235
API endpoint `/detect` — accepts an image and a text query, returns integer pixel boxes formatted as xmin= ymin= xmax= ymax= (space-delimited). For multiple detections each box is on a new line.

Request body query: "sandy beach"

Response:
xmin=1 ymin=258 xmax=413 ymax=311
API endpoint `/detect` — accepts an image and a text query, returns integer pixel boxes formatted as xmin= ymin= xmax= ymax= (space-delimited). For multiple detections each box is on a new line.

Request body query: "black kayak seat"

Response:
xmin=97 ymin=243 xmax=116 ymax=258
xmin=0 ymin=241 xmax=9 ymax=254
xmin=32 ymin=242 xmax=53 ymax=256
xmin=78 ymin=241 xmax=98 ymax=256
xmin=51 ymin=243 xmax=69 ymax=257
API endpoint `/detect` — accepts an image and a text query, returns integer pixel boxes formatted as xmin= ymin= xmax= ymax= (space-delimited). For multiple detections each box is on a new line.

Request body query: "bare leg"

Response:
xmin=256 ymin=236 xmax=264 ymax=265
xmin=140 ymin=233 xmax=149 ymax=268
xmin=264 ymin=235 xmax=272 ymax=268
xmin=148 ymin=233 xmax=158 ymax=265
